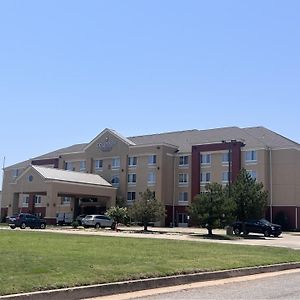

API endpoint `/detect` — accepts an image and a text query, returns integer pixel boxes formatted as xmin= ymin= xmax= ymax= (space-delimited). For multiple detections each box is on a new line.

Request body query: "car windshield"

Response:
xmin=259 ymin=219 xmax=272 ymax=225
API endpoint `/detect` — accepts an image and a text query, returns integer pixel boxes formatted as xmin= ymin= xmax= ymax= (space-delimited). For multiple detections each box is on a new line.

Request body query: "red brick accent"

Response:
xmin=165 ymin=205 xmax=188 ymax=227
xmin=266 ymin=206 xmax=297 ymax=230
xmin=191 ymin=142 xmax=244 ymax=200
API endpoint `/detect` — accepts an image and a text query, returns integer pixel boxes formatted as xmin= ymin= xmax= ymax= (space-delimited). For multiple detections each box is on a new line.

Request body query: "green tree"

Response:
xmin=129 ymin=189 xmax=165 ymax=231
xmin=189 ymin=183 xmax=236 ymax=235
xmin=231 ymin=168 xmax=268 ymax=221
xmin=106 ymin=206 xmax=129 ymax=225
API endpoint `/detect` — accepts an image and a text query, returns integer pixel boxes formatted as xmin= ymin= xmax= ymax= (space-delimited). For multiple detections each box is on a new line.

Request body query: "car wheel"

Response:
xmin=40 ymin=223 xmax=46 ymax=229
xmin=274 ymin=234 xmax=280 ymax=238
xmin=83 ymin=225 xmax=88 ymax=228
xmin=243 ymin=230 xmax=249 ymax=235
xmin=234 ymin=228 xmax=240 ymax=235
xmin=30 ymin=226 xmax=34 ymax=229
xmin=264 ymin=230 xmax=270 ymax=237
xmin=95 ymin=223 xmax=101 ymax=229
xmin=10 ymin=225 xmax=16 ymax=229
xmin=20 ymin=222 xmax=26 ymax=229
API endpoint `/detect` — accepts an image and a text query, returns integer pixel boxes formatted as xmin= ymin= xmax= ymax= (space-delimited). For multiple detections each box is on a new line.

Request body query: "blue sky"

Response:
xmin=1 ymin=0 xmax=300 ymax=185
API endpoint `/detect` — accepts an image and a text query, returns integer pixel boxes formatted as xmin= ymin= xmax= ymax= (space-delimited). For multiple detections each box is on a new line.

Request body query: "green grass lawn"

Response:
xmin=1 ymin=231 xmax=300 ymax=295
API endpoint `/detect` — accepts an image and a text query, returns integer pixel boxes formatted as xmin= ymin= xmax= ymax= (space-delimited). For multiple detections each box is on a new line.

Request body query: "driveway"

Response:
xmin=1 ymin=225 xmax=300 ymax=249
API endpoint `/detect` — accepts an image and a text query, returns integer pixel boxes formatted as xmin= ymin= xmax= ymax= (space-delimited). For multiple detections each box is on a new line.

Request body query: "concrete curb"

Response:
xmin=1 ymin=262 xmax=300 ymax=300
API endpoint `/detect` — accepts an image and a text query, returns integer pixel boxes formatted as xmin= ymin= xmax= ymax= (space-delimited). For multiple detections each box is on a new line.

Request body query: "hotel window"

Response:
xmin=65 ymin=162 xmax=73 ymax=171
xmin=179 ymin=156 xmax=189 ymax=166
xmin=128 ymin=173 xmax=137 ymax=185
xmin=178 ymin=173 xmax=188 ymax=184
xmin=112 ymin=157 xmax=120 ymax=169
xmin=179 ymin=192 xmax=188 ymax=202
xmin=148 ymin=155 xmax=157 ymax=165
xmin=200 ymin=153 xmax=211 ymax=165
xmin=222 ymin=171 xmax=230 ymax=182
xmin=111 ymin=175 xmax=120 ymax=187
xmin=80 ymin=160 xmax=86 ymax=171
xmin=147 ymin=172 xmax=156 ymax=185
xmin=247 ymin=170 xmax=257 ymax=180
xmin=61 ymin=196 xmax=71 ymax=205
xmin=127 ymin=191 xmax=136 ymax=202
xmin=22 ymin=195 xmax=29 ymax=206
xmin=34 ymin=195 xmax=42 ymax=205
xmin=12 ymin=169 xmax=19 ymax=178
xmin=245 ymin=150 xmax=257 ymax=162
xmin=95 ymin=159 xmax=103 ymax=170
xmin=222 ymin=152 xmax=231 ymax=163
xmin=200 ymin=172 xmax=211 ymax=183
xmin=128 ymin=156 xmax=137 ymax=167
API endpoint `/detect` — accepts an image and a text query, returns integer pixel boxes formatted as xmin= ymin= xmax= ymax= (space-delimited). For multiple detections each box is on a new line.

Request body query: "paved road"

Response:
xmin=91 ymin=269 xmax=300 ymax=300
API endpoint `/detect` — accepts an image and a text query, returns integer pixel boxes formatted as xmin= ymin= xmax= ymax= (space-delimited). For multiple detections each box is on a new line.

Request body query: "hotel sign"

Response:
xmin=98 ymin=137 xmax=117 ymax=152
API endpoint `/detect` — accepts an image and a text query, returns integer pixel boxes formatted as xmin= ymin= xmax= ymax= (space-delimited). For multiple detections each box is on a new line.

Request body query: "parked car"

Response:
xmin=232 ymin=218 xmax=282 ymax=237
xmin=75 ymin=214 xmax=86 ymax=226
xmin=8 ymin=213 xmax=46 ymax=229
xmin=82 ymin=215 xmax=116 ymax=229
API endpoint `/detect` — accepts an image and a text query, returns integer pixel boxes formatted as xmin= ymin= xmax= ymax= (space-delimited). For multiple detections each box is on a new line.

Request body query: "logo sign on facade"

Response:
xmin=98 ymin=137 xmax=117 ymax=152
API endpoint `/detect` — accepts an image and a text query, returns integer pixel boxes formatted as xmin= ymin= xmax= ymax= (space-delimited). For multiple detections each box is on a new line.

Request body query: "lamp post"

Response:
xmin=222 ymin=140 xmax=236 ymax=197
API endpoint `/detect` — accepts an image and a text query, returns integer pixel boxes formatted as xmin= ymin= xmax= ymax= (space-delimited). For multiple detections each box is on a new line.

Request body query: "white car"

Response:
xmin=82 ymin=215 xmax=116 ymax=229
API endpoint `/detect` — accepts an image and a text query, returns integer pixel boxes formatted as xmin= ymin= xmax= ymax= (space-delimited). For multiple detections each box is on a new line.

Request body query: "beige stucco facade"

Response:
xmin=1 ymin=127 xmax=300 ymax=228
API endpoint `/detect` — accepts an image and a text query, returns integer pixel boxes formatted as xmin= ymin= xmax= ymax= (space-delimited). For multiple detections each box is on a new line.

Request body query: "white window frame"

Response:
xmin=128 ymin=173 xmax=137 ymax=185
xmin=178 ymin=173 xmax=189 ymax=185
xmin=148 ymin=155 xmax=157 ymax=165
xmin=222 ymin=152 xmax=231 ymax=164
xmin=95 ymin=159 xmax=103 ymax=170
xmin=178 ymin=191 xmax=188 ymax=202
xmin=247 ymin=170 xmax=257 ymax=180
xmin=22 ymin=195 xmax=29 ymax=207
xmin=222 ymin=171 xmax=230 ymax=183
xmin=245 ymin=150 xmax=257 ymax=163
xmin=111 ymin=175 xmax=120 ymax=187
xmin=128 ymin=156 xmax=137 ymax=167
xmin=112 ymin=157 xmax=120 ymax=169
xmin=200 ymin=172 xmax=211 ymax=183
xmin=34 ymin=195 xmax=42 ymax=206
xmin=179 ymin=155 xmax=189 ymax=167
xmin=127 ymin=191 xmax=136 ymax=202
xmin=200 ymin=153 xmax=211 ymax=165
xmin=12 ymin=169 xmax=19 ymax=178
xmin=80 ymin=160 xmax=86 ymax=171
xmin=147 ymin=171 xmax=156 ymax=186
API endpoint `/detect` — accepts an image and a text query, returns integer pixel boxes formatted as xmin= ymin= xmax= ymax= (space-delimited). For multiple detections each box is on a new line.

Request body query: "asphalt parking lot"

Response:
xmin=1 ymin=224 xmax=300 ymax=249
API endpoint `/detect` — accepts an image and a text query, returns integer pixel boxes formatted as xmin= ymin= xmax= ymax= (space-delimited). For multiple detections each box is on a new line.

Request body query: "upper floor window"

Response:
xmin=127 ymin=191 xmax=136 ymax=202
xmin=200 ymin=153 xmax=211 ymax=165
xmin=245 ymin=150 xmax=257 ymax=162
xmin=200 ymin=172 xmax=211 ymax=183
xmin=111 ymin=175 xmax=120 ymax=187
xmin=222 ymin=171 xmax=230 ymax=182
xmin=178 ymin=173 xmax=188 ymax=184
xmin=179 ymin=156 xmax=189 ymax=166
xmin=12 ymin=169 xmax=19 ymax=178
xmin=80 ymin=160 xmax=86 ymax=171
xmin=147 ymin=171 xmax=156 ymax=185
xmin=247 ymin=170 xmax=257 ymax=180
xmin=148 ymin=155 xmax=157 ymax=165
xmin=95 ymin=159 xmax=103 ymax=170
xmin=128 ymin=173 xmax=137 ymax=184
xmin=128 ymin=156 xmax=137 ymax=167
xmin=65 ymin=162 xmax=73 ymax=171
xmin=222 ymin=152 xmax=231 ymax=163
xmin=112 ymin=157 xmax=120 ymax=169
xmin=178 ymin=192 xmax=188 ymax=202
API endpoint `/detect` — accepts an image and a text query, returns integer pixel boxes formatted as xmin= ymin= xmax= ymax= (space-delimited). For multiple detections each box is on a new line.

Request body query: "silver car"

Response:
xmin=82 ymin=215 xmax=116 ymax=229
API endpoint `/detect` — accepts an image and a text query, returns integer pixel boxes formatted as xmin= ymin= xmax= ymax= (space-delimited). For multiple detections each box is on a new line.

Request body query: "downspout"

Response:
xmin=269 ymin=147 xmax=273 ymax=222
xmin=172 ymin=153 xmax=176 ymax=227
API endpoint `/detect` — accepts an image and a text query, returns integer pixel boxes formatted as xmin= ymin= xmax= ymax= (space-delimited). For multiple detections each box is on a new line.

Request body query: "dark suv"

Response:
xmin=232 ymin=218 xmax=282 ymax=237
xmin=8 ymin=213 xmax=46 ymax=229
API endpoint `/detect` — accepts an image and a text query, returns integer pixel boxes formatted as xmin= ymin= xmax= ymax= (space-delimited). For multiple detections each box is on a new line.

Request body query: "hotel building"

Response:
xmin=1 ymin=127 xmax=300 ymax=229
